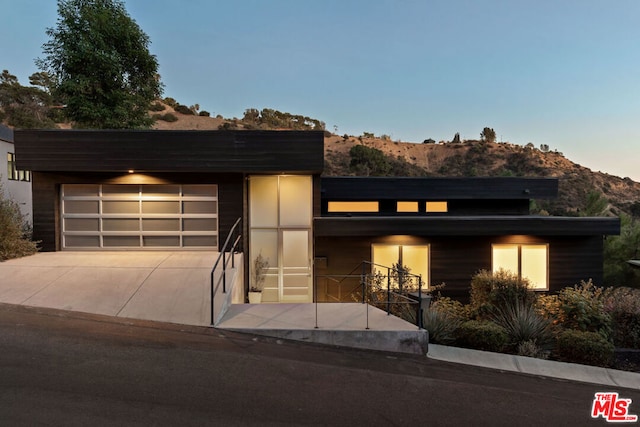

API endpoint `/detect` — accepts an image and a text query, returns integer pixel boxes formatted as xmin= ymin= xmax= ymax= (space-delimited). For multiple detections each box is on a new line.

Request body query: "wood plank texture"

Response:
xmin=15 ymin=130 xmax=324 ymax=173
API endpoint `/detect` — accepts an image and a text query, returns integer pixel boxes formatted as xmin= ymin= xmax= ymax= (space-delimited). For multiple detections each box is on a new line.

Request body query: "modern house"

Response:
xmin=1 ymin=125 xmax=32 ymax=222
xmin=14 ymin=129 xmax=620 ymax=302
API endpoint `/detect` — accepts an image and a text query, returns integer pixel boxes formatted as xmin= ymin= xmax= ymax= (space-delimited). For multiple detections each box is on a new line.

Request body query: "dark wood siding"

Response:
xmin=32 ymin=172 xmax=243 ymax=251
xmin=15 ymin=130 xmax=324 ymax=174
xmin=315 ymin=235 xmax=606 ymax=302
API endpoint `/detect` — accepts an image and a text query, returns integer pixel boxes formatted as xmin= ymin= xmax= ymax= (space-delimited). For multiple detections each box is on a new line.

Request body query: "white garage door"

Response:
xmin=61 ymin=184 xmax=218 ymax=250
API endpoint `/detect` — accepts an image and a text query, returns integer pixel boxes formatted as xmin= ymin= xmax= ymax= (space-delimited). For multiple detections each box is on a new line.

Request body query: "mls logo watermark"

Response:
xmin=592 ymin=392 xmax=638 ymax=423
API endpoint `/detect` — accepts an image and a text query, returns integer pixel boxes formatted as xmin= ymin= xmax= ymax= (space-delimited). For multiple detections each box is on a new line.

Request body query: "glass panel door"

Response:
xmin=282 ymin=229 xmax=311 ymax=302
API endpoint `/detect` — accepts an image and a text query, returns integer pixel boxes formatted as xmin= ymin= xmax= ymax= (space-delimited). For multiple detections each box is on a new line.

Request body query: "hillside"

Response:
xmin=148 ymin=106 xmax=640 ymax=218
xmin=3 ymin=99 xmax=638 ymax=218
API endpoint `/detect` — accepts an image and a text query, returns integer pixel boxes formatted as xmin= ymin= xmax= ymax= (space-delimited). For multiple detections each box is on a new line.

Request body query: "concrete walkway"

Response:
xmin=428 ymin=344 xmax=640 ymax=390
xmin=217 ymin=302 xmax=428 ymax=354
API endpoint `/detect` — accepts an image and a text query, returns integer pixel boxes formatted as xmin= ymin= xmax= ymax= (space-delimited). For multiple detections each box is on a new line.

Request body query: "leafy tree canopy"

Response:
xmin=480 ymin=127 xmax=496 ymax=143
xmin=0 ymin=70 xmax=57 ymax=128
xmin=242 ymin=108 xmax=325 ymax=131
xmin=37 ymin=0 xmax=162 ymax=129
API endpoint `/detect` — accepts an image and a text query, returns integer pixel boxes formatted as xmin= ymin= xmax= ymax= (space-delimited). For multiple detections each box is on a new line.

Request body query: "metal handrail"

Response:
xmin=314 ymin=261 xmax=425 ymax=329
xmin=210 ymin=217 xmax=242 ymax=326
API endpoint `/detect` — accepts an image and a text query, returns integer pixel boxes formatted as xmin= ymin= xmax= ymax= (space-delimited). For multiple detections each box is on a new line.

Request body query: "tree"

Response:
xmin=349 ymin=145 xmax=391 ymax=176
xmin=37 ymin=0 xmax=162 ymax=129
xmin=480 ymin=127 xmax=496 ymax=143
xmin=604 ymin=214 xmax=640 ymax=288
xmin=0 ymin=70 xmax=56 ymax=128
xmin=580 ymin=191 xmax=609 ymax=217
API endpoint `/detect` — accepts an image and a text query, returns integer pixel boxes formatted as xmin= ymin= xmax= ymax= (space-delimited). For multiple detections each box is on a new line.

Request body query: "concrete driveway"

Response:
xmin=0 ymin=251 xmax=217 ymax=326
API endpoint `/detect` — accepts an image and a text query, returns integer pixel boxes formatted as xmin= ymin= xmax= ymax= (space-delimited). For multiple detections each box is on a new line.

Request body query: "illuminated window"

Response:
xmin=7 ymin=152 xmax=30 ymax=182
xmin=426 ymin=201 xmax=447 ymax=212
xmin=372 ymin=244 xmax=429 ymax=288
xmin=492 ymin=244 xmax=548 ymax=290
xmin=397 ymin=201 xmax=419 ymax=212
xmin=328 ymin=201 xmax=379 ymax=213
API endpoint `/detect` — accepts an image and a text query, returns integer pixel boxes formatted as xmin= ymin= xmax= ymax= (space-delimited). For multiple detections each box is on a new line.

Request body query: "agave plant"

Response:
xmin=491 ymin=300 xmax=553 ymax=349
xmin=422 ymin=308 xmax=462 ymax=345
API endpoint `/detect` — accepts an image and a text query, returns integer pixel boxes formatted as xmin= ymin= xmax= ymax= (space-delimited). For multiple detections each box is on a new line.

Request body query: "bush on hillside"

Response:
xmin=174 ymin=104 xmax=194 ymax=115
xmin=603 ymin=287 xmax=640 ymax=349
xmin=538 ymin=280 xmax=612 ymax=338
xmin=555 ymin=329 xmax=614 ymax=367
xmin=149 ymin=102 xmax=165 ymax=112
xmin=470 ymin=269 xmax=536 ymax=318
xmin=152 ymin=113 xmax=178 ymax=122
xmin=0 ymin=186 xmax=38 ymax=260
xmin=199 ymin=111 xmax=210 ymax=117
xmin=163 ymin=97 xmax=178 ymax=108
xmin=455 ymin=320 xmax=508 ymax=352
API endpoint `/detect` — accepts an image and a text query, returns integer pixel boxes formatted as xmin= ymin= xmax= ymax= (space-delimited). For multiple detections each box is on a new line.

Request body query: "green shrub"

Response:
xmin=149 ymin=102 xmax=165 ymax=112
xmin=431 ymin=296 xmax=469 ymax=321
xmin=555 ymin=329 xmax=614 ymax=367
xmin=0 ymin=186 xmax=38 ymax=260
xmin=455 ymin=320 xmax=508 ymax=352
xmin=152 ymin=113 xmax=178 ymax=122
xmin=423 ymin=308 xmax=462 ymax=345
xmin=492 ymin=301 xmax=553 ymax=348
xmin=539 ymin=280 xmax=612 ymax=338
xmin=517 ymin=339 xmax=549 ymax=359
xmin=198 ymin=111 xmax=210 ymax=117
xmin=174 ymin=104 xmax=194 ymax=115
xmin=470 ymin=269 xmax=536 ymax=318
xmin=163 ymin=97 xmax=178 ymax=108
xmin=603 ymin=287 xmax=640 ymax=348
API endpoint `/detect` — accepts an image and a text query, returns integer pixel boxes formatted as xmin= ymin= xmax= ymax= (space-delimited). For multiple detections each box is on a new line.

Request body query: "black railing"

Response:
xmin=210 ymin=217 xmax=242 ymax=326
xmin=314 ymin=261 xmax=428 ymax=329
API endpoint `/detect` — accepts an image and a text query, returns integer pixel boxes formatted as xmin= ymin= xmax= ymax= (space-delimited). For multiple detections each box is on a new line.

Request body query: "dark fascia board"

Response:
xmin=314 ymin=216 xmax=620 ymax=237
xmin=321 ymin=176 xmax=558 ymax=200
xmin=0 ymin=124 xmax=13 ymax=142
xmin=14 ymin=129 xmax=324 ymax=173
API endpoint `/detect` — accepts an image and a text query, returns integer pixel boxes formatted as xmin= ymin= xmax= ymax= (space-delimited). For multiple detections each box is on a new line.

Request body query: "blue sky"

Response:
xmin=1 ymin=0 xmax=639 ymax=180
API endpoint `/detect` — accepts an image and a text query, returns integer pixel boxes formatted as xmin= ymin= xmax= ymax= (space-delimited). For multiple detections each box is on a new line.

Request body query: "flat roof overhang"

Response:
xmin=14 ymin=129 xmax=324 ymax=174
xmin=314 ymin=216 xmax=621 ymax=237
xmin=321 ymin=176 xmax=558 ymax=200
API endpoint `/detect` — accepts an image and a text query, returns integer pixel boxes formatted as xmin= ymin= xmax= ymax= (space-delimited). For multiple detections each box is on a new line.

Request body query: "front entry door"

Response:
xmin=281 ymin=229 xmax=312 ymax=302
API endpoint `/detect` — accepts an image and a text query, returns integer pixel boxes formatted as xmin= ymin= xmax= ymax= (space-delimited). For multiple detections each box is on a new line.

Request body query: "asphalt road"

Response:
xmin=0 ymin=303 xmax=637 ymax=426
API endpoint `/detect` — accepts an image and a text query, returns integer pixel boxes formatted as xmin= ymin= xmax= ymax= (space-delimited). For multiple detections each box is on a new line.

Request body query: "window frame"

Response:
xmin=7 ymin=152 xmax=31 ymax=182
xmin=371 ymin=243 xmax=430 ymax=289
xmin=491 ymin=243 xmax=549 ymax=291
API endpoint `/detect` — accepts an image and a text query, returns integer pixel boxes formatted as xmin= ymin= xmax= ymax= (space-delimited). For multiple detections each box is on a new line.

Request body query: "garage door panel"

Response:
xmin=142 ymin=219 xmax=180 ymax=231
xmin=143 ymin=236 xmax=181 ymax=247
xmin=142 ymin=185 xmax=180 ymax=197
xmin=64 ymin=218 xmax=100 ymax=232
xmin=104 ymin=236 xmax=141 ymax=247
xmin=103 ymin=218 xmax=140 ymax=232
xmin=183 ymin=218 xmax=217 ymax=231
xmin=183 ymin=236 xmax=218 ymax=247
xmin=65 ymin=200 xmax=99 ymax=214
xmin=62 ymin=184 xmax=218 ymax=250
xmin=142 ymin=201 xmax=180 ymax=214
xmin=65 ymin=236 xmax=100 ymax=248
xmin=103 ymin=201 xmax=139 ymax=214
xmin=102 ymin=184 xmax=139 ymax=196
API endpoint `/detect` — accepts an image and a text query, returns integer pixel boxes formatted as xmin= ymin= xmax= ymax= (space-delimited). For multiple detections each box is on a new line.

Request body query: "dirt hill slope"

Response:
xmin=149 ymin=107 xmax=640 ymax=217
